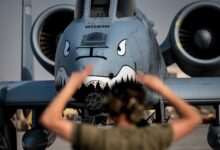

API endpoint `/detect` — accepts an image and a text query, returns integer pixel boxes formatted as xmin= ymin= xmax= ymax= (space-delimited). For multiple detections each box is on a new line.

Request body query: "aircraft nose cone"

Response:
xmin=194 ymin=29 xmax=212 ymax=49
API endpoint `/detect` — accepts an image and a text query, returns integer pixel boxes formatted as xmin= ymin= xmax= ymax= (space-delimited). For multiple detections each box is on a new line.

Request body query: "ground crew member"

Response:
xmin=40 ymin=65 xmax=202 ymax=150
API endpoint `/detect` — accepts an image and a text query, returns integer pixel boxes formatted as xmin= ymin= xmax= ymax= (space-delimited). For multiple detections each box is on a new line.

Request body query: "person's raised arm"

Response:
xmin=136 ymin=73 xmax=202 ymax=142
xmin=40 ymin=65 xmax=93 ymax=141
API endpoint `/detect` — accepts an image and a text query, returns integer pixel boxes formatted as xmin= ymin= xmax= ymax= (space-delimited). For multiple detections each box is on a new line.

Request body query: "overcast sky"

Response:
xmin=0 ymin=0 xmax=217 ymax=81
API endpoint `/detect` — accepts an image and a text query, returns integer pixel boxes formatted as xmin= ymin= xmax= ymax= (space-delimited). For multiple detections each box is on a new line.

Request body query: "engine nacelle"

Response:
xmin=31 ymin=5 xmax=74 ymax=75
xmin=167 ymin=1 xmax=220 ymax=77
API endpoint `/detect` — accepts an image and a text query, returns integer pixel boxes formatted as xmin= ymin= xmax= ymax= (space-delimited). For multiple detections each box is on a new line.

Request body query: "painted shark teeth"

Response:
xmin=85 ymin=66 xmax=135 ymax=89
xmin=55 ymin=67 xmax=68 ymax=91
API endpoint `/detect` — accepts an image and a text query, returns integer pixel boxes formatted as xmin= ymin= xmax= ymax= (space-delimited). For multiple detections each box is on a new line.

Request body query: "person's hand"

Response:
xmin=136 ymin=71 xmax=165 ymax=93
xmin=67 ymin=65 xmax=93 ymax=88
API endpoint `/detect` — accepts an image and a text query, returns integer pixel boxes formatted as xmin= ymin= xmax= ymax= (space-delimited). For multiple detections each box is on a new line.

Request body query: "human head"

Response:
xmin=105 ymin=82 xmax=145 ymax=124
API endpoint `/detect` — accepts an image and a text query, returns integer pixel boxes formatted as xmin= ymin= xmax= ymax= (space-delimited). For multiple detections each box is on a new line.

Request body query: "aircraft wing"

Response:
xmin=165 ymin=77 xmax=220 ymax=105
xmin=1 ymin=78 xmax=220 ymax=107
xmin=0 ymin=81 xmax=56 ymax=107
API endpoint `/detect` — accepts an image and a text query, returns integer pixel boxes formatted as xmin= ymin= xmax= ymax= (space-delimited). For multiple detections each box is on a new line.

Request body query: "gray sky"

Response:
xmin=0 ymin=0 xmax=217 ymax=81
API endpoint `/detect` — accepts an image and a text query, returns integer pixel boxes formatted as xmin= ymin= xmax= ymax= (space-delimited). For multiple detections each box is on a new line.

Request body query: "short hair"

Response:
xmin=105 ymin=81 xmax=145 ymax=123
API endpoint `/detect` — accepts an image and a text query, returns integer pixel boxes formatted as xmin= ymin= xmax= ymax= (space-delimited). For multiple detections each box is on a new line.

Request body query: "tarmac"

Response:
xmin=17 ymin=124 xmax=212 ymax=150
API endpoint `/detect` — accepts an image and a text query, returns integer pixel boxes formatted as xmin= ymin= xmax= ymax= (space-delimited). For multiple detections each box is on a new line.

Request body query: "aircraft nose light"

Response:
xmin=109 ymin=73 xmax=114 ymax=79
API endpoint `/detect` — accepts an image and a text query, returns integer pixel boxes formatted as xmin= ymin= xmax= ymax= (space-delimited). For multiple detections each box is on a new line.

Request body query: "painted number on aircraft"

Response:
xmin=85 ymin=25 xmax=110 ymax=28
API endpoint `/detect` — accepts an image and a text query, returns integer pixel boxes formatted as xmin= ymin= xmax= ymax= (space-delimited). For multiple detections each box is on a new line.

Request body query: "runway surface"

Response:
xmin=17 ymin=125 xmax=212 ymax=150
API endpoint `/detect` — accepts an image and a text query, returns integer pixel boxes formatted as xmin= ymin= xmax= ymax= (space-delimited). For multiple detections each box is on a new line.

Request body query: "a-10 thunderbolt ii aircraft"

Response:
xmin=1 ymin=0 xmax=220 ymax=149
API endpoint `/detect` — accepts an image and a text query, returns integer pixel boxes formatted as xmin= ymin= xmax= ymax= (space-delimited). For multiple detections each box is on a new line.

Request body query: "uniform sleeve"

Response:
xmin=72 ymin=124 xmax=104 ymax=150
xmin=146 ymin=124 xmax=173 ymax=149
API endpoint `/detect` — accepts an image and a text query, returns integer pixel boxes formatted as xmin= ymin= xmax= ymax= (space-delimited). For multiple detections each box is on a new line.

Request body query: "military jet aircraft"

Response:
xmin=1 ymin=0 xmax=220 ymax=149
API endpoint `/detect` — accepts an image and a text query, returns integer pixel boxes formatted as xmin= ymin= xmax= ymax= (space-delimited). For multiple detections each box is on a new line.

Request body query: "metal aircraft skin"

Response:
xmin=1 ymin=0 xmax=220 ymax=149
xmin=54 ymin=0 xmax=168 ymax=108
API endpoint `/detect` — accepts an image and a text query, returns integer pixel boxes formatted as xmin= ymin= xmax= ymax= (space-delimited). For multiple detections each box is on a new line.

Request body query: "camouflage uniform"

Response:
xmin=72 ymin=124 xmax=172 ymax=150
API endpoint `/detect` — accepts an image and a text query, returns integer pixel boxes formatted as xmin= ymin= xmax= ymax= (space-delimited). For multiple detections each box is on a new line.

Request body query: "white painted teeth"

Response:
xmin=85 ymin=80 xmax=106 ymax=89
xmin=85 ymin=66 xmax=135 ymax=89
xmin=55 ymin=66 xmax=136 ymax=90
xmin=55 ymin=67 xmax=68 ymax=87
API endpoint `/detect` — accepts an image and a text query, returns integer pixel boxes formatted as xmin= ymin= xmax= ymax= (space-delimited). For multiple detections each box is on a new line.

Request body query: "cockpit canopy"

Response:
xmin=74 ymin=0 xmax=137 ymax=19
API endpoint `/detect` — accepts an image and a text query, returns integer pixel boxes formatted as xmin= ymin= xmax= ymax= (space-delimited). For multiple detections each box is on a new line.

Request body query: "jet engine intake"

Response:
xmin=31 ymin=5 xmax=74 ymax=75
xmin=166 ymin=1 xmax=220 ymax=76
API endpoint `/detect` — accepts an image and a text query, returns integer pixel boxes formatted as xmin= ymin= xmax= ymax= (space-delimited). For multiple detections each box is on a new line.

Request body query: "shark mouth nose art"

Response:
xmin=55 ymin=65 xmax=136 ymax=93
xmin=85 ymin=66 xmax=136 ymax=89
xmin=74 ymin=65 xmax=136 ymax=112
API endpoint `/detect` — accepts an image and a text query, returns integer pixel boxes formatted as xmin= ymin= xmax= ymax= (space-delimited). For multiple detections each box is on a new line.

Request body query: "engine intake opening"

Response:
xmin=179 ymin=6 xmax=220 ymax=60
xmin=39 ymin=10 xmax=74 ymax=61
xmin=32 ymin=5 xmax=74 ymax=75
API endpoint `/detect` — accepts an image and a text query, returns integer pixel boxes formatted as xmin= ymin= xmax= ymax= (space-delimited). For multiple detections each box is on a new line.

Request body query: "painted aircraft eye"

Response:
xmin=64 ymin=41 xmax=70 ymax=57
xmin=117 ymin=40 xmax=126 ymax=56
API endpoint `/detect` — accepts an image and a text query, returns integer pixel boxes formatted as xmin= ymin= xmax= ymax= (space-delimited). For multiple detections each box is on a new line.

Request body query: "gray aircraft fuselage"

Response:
xmin=54 ymin=0 xmax=167 ymax=107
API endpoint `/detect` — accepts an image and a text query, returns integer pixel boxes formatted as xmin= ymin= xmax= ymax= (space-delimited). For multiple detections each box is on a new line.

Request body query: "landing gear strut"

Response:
xmin=0 ymin=120 xmax=17 ymax=150
xmin=0 ymin=102 xmax=17 ymax=150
